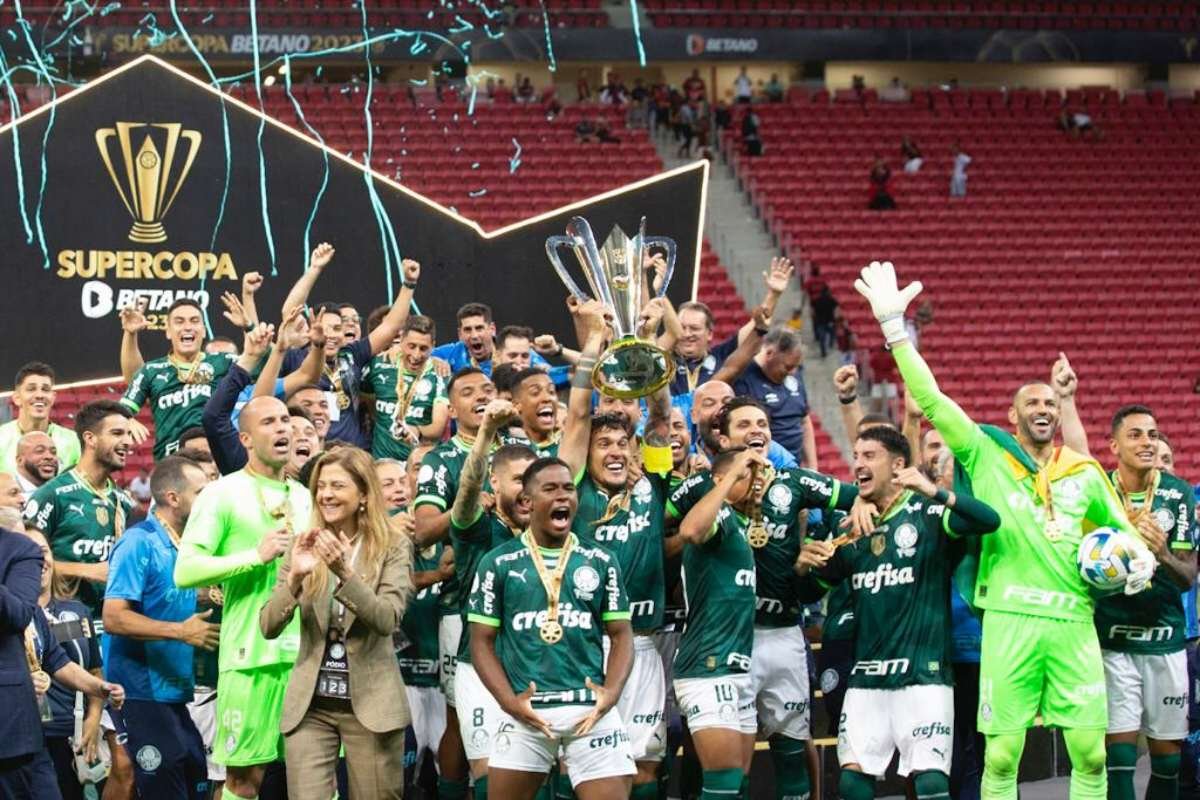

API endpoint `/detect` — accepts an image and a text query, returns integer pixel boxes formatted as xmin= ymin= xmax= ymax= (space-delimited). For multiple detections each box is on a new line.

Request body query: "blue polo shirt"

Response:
xmin=669 ymin=334 xmax=740 ymax=397
xmin=282 ymin=338 xmax=374 ymax=447
xmin=430 ymin=341 xmax=567 ymax=387
xmin=733 ymin=361 xmax=810 ymax=462
xmin=104 ymin=516 xmax=197 ymax=703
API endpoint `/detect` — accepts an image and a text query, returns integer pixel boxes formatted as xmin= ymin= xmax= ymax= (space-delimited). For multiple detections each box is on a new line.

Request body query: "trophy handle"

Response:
xmin=544 ymin=237 xmax=591 ymax=300
xmin=642 ymin=236 xmax=677 ymax=298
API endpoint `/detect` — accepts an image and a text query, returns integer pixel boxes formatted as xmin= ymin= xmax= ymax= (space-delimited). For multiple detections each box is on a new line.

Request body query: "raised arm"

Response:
xmin=366 ymin=259 xmax=419 ymax=357
xmin=202 ymin=324 xmax=272 ymax=475
xmin=738 ymin=257 xmax=792 ymax=344
xmin=833 ymin=364 xmax=865 ymax=442
xmin=558 ymin=298 xmax=610 ymax=478
xmin=1051 ymin=352 xmax=1089 ymax=456
xmin=901 ymin=386 xmax=923 ymax=463
xmin=449 ymin=400 xmax=513 ymax=529
xmin=679 ymin=449 xmax=765 ymax=544
xmin=711 ymin=304 xmax=769 ymax=385
xmin=118 ymin=298 xmax=147 ymax=383
xmin=254 ymin=310 xmax=303 ymax=400
xmin=281 ymin=242 xmax=335 ymax=318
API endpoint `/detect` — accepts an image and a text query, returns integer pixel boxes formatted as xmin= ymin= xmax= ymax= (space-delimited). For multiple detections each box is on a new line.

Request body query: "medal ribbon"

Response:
xmin=390 ymin=360 xmax=424 ymax=438
xmin=1032 ymin=447 xmax=1066 ymax=537
xmin=169 ymin=353 xmax=204 ymax=385
xmin=1114 ymin=468 xmax=1160 ymax=524
xmin=246 ymin=467 xmax=294 ymax=533
xmin=522 ymin=530 xmax=576 ymax=630
xmin=71 ymin=468 xmax=125 ymax=539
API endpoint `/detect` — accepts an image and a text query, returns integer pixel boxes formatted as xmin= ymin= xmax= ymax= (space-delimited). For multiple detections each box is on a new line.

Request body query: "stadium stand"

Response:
xmin=643 ymin=0 xmax=1199 ymax=31
xmin=721 ymin=87 xmax=1200 ymax=475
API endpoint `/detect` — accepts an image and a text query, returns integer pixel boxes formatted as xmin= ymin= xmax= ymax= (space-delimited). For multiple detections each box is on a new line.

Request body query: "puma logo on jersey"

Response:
xmin=1108 ymin=624 xmax=1173 ymax=642
xmin=509 ymin=569 xmax=528 ymax=584
xmin=850 ymin=563 xmax=915 ymax=594
xmin=156 ymin=383 xmax=212 ymax=410
xmin=851 ymin=658 xmax=910 ymax=676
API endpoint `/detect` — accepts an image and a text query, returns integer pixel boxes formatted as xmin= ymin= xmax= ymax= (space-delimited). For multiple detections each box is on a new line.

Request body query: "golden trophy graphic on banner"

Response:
xmin=95 ymin=122 xmax=202 ymax=244
xmin=545 ymin=216 xmax=677 ymax=399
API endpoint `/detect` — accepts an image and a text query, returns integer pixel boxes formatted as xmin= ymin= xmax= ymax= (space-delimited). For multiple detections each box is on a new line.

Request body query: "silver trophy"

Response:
xmin=546 ymin=216 xmax=677 ymax=398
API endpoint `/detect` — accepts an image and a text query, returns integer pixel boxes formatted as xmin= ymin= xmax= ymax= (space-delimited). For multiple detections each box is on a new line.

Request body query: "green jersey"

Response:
xmin=894 ymin=344 xmax=1139 ymax=623
xmin=499 ymin=428 xmax=559 ymax=459
xmin=452 ymin=509 xmax=519 ymax=663
xmin=810 ymin=509 xmax=856 ymax=642
xmin=573 ymin=462 xmax=670 ymax=632
xmin=1095 ymin=470 xmax=1197 ymax=654
xmin=667 ymin=466 xmax=857 ymax=627
xmin=0 ymin=420 xmax=80 ymax=474
xmin=121 ymin=353 xmax=235 ymax=460
xmin=24 ymin=470 xmax=136 ymax=619
xmin=468 ymin=533 xmax=630 ymax=706
xmin=675 ymin=504 xmax=757 ymax=679
xmin=176 ymin=469 xmax=312 ymax=672
xmin=819 ymin=491 xmax=977 ymax=689
xmin=398 ymin=543 xmax=445 ymax=687
xmin=362 ymin=357 xmax=448 ymax=462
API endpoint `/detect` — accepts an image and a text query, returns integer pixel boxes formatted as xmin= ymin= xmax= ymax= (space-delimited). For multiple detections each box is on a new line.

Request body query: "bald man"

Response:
xmin=175 ymin=396 xmax=312 ymax=800
xmin=690 ymin=380 xmax=797 ymax=470
xmin=15 ymin=431 xmax=59 ymax=494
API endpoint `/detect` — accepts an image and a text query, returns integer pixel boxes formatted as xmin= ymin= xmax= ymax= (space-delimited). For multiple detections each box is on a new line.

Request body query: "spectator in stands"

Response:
xmin=600 ymin=73 xmax=626 ymax=106
xmin=684 ymin=68 xmax=706 ymax=102
xmin=576 ymin=69 xmax=592 ymax=102
xmin=852 ymin=73 xmax=866 ymax=101
xmin=812 ymin=286 xmax=839 ymax=359
xmin=733 ymin=328 xmax=817 ymax=467
xmin=880 ymin=76 xmax=910 ymax=103
xmin=785 ymin=308 xmax=804 ymax=333
xmin=516 ymin=76 xmax=535 ymax=103
xmin=493 ymin=78 xmax=513 ymax=103
xmin=803 ymin=265 xmax=828 ymax=307
xmin=1059 ymin=109 xmax=1101 ymax=141
xmin=677 ymin=101 xmax=697 ymax=158
xmin=741 ymin=107 xmax=762 ymax=157
xmin=950 ymin=140 xmax=972 ymax=197
xmin=595 ymin=117 xmax=622 ymax=145
xmin=575 ymin=116 xmax=598 ymax=143
xmin=628 ymin=78 xmax=649 ymax=128
xmin=901 ymin=135 xmax=924 ymax=173
xmin=868 ymin=155 xmax=896 ymax=210
xmin=833 ymin=307 xmax=857 ymax=357
xmin=764 ymin=73 xmax=785 ymax=103
xmin=649 ymin=82 xmax=669 ymax=133
xmin=128 ymin=467 xmax=152 ymax=507
xmin=485 ymin=76 xmax=495 ymax=99
xmin=713 ymin=100 xmax=732 ymax=131
xmin=733 ymin=66 xmax=753 ymax=104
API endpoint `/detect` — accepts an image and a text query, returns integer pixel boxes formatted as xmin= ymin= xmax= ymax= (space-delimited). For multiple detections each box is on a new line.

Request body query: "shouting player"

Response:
xmin=854 ymin=260 xmax=1153 ymax=800
xmin=174 ymin=397 xmax=312 ymax=800
xmin=468 ymin=457 xmax=636 ymax=800
xmin=797 ymin=426 xmax=999 ymax=800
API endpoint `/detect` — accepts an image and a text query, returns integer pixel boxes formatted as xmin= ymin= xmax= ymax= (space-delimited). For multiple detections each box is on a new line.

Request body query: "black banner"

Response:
xmin=70 ymin=25 xmax=1200 ymax=64
xmin=0 ymin=56 xmax=705 ymax=385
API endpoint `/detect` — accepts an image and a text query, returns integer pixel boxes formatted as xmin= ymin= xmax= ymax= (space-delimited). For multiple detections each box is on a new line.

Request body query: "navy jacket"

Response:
xmin=202 ymin=364 xmax=253 ymax=475
xmin=0 ymin=531 xmax=48 ymax=758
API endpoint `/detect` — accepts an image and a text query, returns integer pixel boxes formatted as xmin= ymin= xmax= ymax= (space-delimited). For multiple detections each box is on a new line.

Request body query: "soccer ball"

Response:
xmin=1077 ymin=528 xmax=1136 ymax=592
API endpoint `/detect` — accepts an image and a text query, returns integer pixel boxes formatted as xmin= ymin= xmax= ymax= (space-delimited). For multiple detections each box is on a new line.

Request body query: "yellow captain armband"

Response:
xmin=641 ymin=443 xmax=673 ymax=477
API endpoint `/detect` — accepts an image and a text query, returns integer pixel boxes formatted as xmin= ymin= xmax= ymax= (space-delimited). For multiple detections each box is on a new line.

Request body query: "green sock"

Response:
xmin=438 ymin=778 xmax=469 ymax=800
xmin=982 ymin=732 xmax=1025 ymax=800
xmin=473 ymin=775 xmax=488 ymax=800
xmin=553 ymin=771 xmax=576 ymax=800
xmin=1147 ymin=753 xmax=1180 ymax=800
xmin=1106 ymin=743 xmax=1137 ymax=800
xmin=1064 ymin=728 xmax=1108 ymax=800
xmin=768 ymin=736 xmax=811 ymax=800
xmin=912 ymin=770 xmax=950 ymax=800
xmin=838 ymin=769 xmax=875 ymax=800
xmin=535 ymin=776 xmax=555 ymax=800
xmin=701 ymin=768 xmax=743 ymax=799
xmin=630 ymin=782 xmax=659 ymax=799
xmin=740 ymin=773 xmax=750 ymax=799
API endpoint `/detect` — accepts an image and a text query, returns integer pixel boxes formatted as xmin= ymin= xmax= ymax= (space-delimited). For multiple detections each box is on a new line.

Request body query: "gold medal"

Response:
xmin=871 ymin=534 xmax=887 ymax=556
xmin=539 ymin=620 xmax=564 ymax=644
xmin=337 ymin=390 xmax=351 ymax=410
xmin=1044 ymin=518 xmax=1062 ymax=542
xmin=747 ymin=522 xmax=769 ymax=549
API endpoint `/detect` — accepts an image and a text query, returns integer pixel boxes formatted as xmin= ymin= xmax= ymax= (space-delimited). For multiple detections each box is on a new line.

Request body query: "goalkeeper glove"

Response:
xmin=1124 ymin=538 xmax=1157 ymax=596
xmin=853 ymin=260 xmax=924 ymax=345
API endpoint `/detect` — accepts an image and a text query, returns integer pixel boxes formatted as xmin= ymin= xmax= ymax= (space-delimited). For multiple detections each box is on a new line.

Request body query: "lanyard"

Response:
xmin=522 ymin=531 xmax=575 ymax=644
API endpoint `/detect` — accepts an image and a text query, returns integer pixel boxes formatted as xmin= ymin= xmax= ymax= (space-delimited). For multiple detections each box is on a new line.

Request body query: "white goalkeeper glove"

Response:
xmin=853 ymin=260 xmax=924 ymax=345
xmin=1124 ymin=538 xmax=1157 ymax=596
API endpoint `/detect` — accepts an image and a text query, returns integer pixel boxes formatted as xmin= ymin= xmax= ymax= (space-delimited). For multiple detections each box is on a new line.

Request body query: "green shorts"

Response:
xmin=978 ymin=610 xmax=1106 ymax=734
xmin=215 ymin=665 xmax=291 ymax=767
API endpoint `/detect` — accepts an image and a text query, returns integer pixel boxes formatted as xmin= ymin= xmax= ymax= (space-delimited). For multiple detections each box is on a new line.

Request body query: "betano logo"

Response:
xmin=95 ymin=122 xmax=202 ymax=244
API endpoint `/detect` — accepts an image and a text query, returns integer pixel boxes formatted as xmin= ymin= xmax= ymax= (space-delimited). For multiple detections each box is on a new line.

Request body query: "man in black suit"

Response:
xmin=0 ymin=526 xmax=56 ymax=795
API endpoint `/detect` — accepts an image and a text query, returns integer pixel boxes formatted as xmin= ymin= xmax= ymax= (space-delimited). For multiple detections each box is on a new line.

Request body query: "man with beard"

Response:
xmin=24 ymin=400 xmax=136 ymax=620
xmin=15 ymin=431 xmax=58 ymax=494
xmin=668 ymin=396 xmax=867 ymax=800
xmin=796 ymin=426 xmax=999 ymax=800
xmin=670 ymin=259 xmax=791 ymax=396
xmin=363 ymin=314 xmax=449 ymax=462
xmin=450 ymin=400 xmax=536 ymax=799
xmin=558 ymin=297 xmax=673 ymax=800
xmin=691 ymin=381 xmax=797 ymax=470
xmin=103 ymin=456 xmax=217 ymax=799
xmin=503 ymin=369 xmax=562 ymax=458
xmin=174 ymin=397 xmax=312 ymax=800
xmin=854 ymin=260 xmax=1152 ymax=800
xmin=733 ymin=327 xmax=817 ymax=468
xmin=0 ymin=362 xmax=79 ymax=474
xmin=120 ymin=299 xmax=237 ymax=461
xmin=410 ymin=367 xmax=497 ymax=800
xmin=468 ymin=458 xmax=635 ymax=800
xmin=432 ymin=303 xmax=556 ymax=376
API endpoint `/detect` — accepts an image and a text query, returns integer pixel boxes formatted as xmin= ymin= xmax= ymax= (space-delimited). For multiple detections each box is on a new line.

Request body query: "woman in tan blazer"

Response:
xmin=260 ymin=446 xmax=414 ymax=799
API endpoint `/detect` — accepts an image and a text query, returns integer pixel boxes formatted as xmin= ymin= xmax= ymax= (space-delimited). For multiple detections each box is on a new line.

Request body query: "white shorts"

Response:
xmin=489 ymin=704 xmax=635 ymax=787
xmin=748 ymin=626 xmax=811 ymax=740
xmin=439 ymin=614 xmax=463 ymax=706
xmin=1102 ymin=649 xmax=1189 ymax=739
xmin=605 ymin=635 xmax=667 ymax=762
xmin=406 ymin=684 xmax=447 ymax=761
xmin=187 ymin=687 xmax=225 ymax=781
xmin=674 ymin=673 xmax=757 ymax=735
xmin=838 ymin=685 xmax=953 ymax=777
xmin=455 ymin=662 xmax=503 ymax=761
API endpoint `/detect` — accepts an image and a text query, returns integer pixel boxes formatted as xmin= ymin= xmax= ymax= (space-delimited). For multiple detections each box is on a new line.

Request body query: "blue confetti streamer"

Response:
xmin=537 ymin=0 xmax=557 ymax=72
xmin=628 ymin=0 xmax=648 ymax=66
xmin=509 ymin=137 xmax=522 ymax=173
